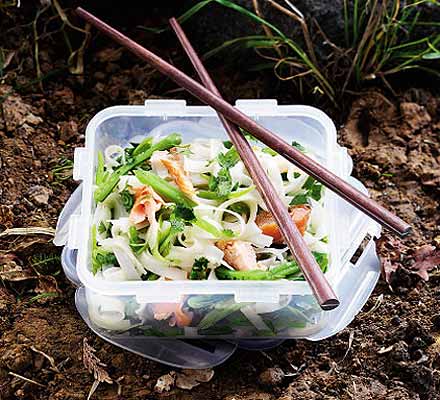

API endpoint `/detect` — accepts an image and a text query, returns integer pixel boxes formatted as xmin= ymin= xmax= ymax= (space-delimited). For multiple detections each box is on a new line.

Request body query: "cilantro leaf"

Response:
xmin=128 ymin=226 xmax=147 ymax=255
xmin=189 ymin=257 xmax=210 ymax=280
xmin=216 ymin=169 xmax=233 ymax=197
xmin=218 ymin=148 xmax=240 ymax=169
xmin=173 ymin=204 xmax=195 ymax=222
xmin=91 ymin=225 xmax=119 ymax=274
xmin=289 ymin=176 xmax=323 ymax=205
xmin=292 ymin=141 xmax=306 ymax=152
xmin=121 ymin=189 xmax=134 ymax=211
xmin=159 ymin=205 xmax=194 ymax=256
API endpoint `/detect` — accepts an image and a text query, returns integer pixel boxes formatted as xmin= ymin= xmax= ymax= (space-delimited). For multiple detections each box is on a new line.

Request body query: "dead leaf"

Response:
xmin=154 ymin=371 xmax=176 ymax=393
xmin=83 ymin=338 xmax=113 ymax=384
xmin=34 ymin=275 xmax=60 ymax=295
xmin=0 ymin=255 xmax=35 ymax=282
xmin=409 ymin=245 xmax=440 ymax=281
xmin=376 ymin=236 xmax=407 ymax=284
xmin=28 ymin=185 xmax=52 ymax=206
xmin=175 ymin=368 xmax=215 ymax=390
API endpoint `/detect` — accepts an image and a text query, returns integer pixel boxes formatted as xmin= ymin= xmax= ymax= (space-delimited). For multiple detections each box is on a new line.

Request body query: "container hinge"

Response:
xmin=73 ymin=148 xmax=89 ymax=181
xmin=144 ymin=99 xmax=187 ymax=115
xmin=235 ymin=99 xmax=278 ymax=115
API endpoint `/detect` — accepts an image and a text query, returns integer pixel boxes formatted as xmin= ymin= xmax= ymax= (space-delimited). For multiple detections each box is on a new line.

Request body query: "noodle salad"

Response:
xmin=91 ymin=133 xmax=329 ymax=282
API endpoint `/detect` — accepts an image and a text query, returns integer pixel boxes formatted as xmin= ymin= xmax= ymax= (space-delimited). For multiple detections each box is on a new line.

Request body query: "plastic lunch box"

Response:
xmin=54 ymin=99 xmax=382 ymax=368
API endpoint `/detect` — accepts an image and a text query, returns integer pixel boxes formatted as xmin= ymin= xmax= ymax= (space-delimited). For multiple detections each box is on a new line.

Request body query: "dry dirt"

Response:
xmin=1 ymin=3 xmax=440 ymax=400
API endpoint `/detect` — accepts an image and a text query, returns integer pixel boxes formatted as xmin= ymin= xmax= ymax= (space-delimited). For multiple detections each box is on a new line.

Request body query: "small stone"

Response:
xmin=58 ymin=120 xmax=78 ymax=142
xmin=400 ymin=102 xmax=431 ymax=131
xmin=258 ymin=367 xmax=285 ymax=387
xmin=391 ymin=316 xmax=401 ymax=326
xmin=28 ymin=185 xmax=52 ymax=205
xmin=390 ymin=340 xmax=410 ymax=362
xmin=0 ymin=344 xmax=33 ymax=373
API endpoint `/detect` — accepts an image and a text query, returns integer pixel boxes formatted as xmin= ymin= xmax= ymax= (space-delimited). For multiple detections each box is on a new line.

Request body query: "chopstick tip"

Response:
xmin=321 ymin=298 xmax=340 ymax=311
xmin=400 ymin=225 xmax=412 ymax=237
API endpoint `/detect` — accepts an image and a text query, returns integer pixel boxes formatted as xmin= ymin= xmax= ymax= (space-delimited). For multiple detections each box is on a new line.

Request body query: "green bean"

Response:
xmin=135 ymin=170 xmax=197 ymax=208
xmin=94 ymin=134 xmax=182 ymax=202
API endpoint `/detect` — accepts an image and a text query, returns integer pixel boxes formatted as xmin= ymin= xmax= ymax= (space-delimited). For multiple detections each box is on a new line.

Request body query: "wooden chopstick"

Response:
xmin=75 ymin=8 xmax=410 ymax=237
xmin=168 ymin=18 xmax=338 ymax=310
xmin=76 ymin=8 xmax=411 ymax=239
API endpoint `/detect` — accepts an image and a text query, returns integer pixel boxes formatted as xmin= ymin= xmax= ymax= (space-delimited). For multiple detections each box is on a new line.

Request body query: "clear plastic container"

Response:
xmin=55 ymin=99 xmax=381 ymax=350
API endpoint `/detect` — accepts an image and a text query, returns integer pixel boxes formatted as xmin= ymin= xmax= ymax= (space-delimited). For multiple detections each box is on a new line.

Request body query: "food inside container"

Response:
xmin=63 ymin=100 xmax=381 ymax=340
xmin=92 ymin=133 xmax=329 ymax=284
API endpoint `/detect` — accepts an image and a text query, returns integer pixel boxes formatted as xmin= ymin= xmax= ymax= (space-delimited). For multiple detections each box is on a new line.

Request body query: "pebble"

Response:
xmin=27 ymin=185 xmax=52 ymax=205
xmin=0 ymin=344 xmax=33 ymax=373
xmin=258 ymin=367 xmax=285 ymax=387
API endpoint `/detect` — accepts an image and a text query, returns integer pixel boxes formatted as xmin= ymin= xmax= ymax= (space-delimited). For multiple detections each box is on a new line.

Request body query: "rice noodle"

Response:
xmin=92 ymin=135 xmax=329 ymax=282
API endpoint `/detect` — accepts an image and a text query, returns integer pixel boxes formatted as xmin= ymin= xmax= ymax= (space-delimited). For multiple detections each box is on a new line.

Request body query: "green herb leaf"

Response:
xmin=189 ymin=257 xmax=210 ymax=280
xmin=292 ymin=141 xmax=306 ymax=152
xmin=141 ymin=271 xmax=159 ymax=281
xmin=290 ymin=194 xmax=308 ymax=205
xmin=218 ymin=148 xmax=240 ymax=168
xmin=128 ymin=226 xmax=147 ymax=255
xmin=173 ymin=204 xmax=196 ymax=221
xmin=91 ymin=225 xmax=119 ymax=274
xmin=120 ymin=189 xmax=135 ymax=212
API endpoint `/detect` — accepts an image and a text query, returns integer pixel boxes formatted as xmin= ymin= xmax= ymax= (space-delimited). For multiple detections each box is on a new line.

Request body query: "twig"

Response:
xmin=0 ymin=227 xmax=55 ymax=238
xmin=8 ymin=372 xmax=46 ymax=388
xmin=252 ymin=0 xmax=283 ymax=58
xmin=362 ymin=294 xmax=384 ymax=316
xmin=267 ymin=0 xmax=318 ymax=66
xmin=341 ymin=330 xmax=355 ymax=362
xmin=30 ymin=346 xmax=60 ymax=373
xmin=32 ymin=4 xmax=51 ymax=91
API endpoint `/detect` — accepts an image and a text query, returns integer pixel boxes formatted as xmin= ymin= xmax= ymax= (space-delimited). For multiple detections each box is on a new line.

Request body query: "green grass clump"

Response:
xmin=144 ymin=0 xmax=439 ymax=104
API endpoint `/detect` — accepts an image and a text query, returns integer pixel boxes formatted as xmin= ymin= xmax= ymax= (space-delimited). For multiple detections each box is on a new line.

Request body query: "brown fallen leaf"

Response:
xmin=0 ymin=254 xmax=35 ymax=282
xmin=154 ymin=371 xmax=176 ymax=393
xmin=83 ymin=338 xmax=113 ymax=384
xmin=409 ymin=245 xmax=440 ymax=281
xmin=376 ymin=236 xmax=407 ymax=284
xmin=34 ymin=275 xmax=60 ymax=296
xmin=175 ymin=368 xmax=214 ymax=390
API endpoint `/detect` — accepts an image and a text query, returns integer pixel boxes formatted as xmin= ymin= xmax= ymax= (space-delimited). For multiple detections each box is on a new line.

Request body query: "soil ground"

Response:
xmin=1 ymin=3 xmax=440 ymax=400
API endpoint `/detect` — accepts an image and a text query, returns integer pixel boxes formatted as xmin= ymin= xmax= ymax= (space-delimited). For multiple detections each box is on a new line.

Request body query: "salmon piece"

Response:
xmin=255 ymin=205 xmax=311 ymax=244
xmin=216 ymin=240 xmax=258 ymax=271
xmin=161 ymin=151 xmax=195 ymax=198
xmin=152 ymin=303 xmax=193 ymax=327
xmin=129 ymin=186 xmax=164 ymax=227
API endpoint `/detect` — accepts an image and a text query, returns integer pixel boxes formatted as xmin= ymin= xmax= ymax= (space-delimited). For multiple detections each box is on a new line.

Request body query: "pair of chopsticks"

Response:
xmin=76 ymin=8 xmax=411 ymax=310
